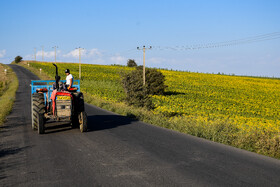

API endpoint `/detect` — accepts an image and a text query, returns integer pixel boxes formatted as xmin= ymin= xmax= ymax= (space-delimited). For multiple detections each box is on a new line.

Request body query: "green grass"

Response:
xmin=0 ymin=64 xmax=19 ymax=125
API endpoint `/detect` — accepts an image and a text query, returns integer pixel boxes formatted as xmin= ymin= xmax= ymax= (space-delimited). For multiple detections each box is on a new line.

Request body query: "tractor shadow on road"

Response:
xmin=87 ymin=114 xmax=137 ymax=132
xmin=44 ymin=121 xmax=72 ymax=134
xmin=39 ymin=114 xmax=138 ymax=133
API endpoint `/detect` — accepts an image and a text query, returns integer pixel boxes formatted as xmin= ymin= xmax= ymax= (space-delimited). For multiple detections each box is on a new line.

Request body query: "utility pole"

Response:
xmin=42 ymin=46 xmax=44 ymax=61
xmin=76 ymin=47 xmax=84 ymax=79
xmin=137 ymin=46 xmax=152 ymax=85
xmin=52 ymin=46 xmax=58 ymax=62
xmin=34 ymin=48 xmax=36 ymax=61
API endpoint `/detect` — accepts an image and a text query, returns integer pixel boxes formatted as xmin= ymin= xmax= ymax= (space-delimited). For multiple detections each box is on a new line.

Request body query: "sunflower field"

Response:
xmin=26 ymin=61 xmax=280 ymax=158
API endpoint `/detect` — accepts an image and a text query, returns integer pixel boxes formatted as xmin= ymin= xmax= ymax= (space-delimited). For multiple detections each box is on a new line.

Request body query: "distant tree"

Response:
xmin=14 ymin=56 xmax=23 ymax=63
xmin=127 ymin=59 xmax=137 ymax=67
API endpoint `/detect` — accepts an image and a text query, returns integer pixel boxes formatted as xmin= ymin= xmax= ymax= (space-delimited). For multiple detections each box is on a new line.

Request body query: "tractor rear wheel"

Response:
xmin=32 ymin=93 xmax=45 ymax=134
xmin=79 ymin=111 xmax=87 ymax=132
xmin=72 ymin=92 xmax=86 ymax=131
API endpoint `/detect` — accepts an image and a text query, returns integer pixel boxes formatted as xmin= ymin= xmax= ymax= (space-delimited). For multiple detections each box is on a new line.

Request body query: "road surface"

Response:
xmin=1 ymin=64 xmax=280 ymax=186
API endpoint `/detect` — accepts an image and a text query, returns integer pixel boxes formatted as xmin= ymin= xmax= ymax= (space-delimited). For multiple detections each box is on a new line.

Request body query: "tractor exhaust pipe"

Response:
xmin=52 ymin=63 xmax=60 ymax=89
xmin=53 ymin=63 xmax=58 ymax=77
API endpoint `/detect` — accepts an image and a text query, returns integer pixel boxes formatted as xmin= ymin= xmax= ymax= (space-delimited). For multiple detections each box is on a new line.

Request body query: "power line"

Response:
xmin=153 ymin=32 xmax=280 ymax=51
xmin=98 ymin=48 xmax=137 ymax=58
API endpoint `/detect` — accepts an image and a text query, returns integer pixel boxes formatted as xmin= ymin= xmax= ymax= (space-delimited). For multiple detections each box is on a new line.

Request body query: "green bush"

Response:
xmin=142 ymin=67 xmax=167 ymax=95
xmin=14 ymin=56 xmax=23 ymax=63
xmin=127 ymin=59 xmax=137 ymax=67
xmin=121 ymin=67 xmax=167 ymax=109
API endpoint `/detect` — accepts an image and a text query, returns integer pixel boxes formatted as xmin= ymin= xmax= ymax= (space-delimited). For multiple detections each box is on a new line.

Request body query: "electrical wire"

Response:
xmin=153 ymin=32 xmax=280 ymax=51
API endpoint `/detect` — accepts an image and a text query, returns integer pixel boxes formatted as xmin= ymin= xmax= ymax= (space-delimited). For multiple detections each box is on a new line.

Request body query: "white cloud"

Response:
xmin=87 ymin=48 xmax=102 ymax=57
xmin=23 ymin=48 xmax=126 ymax=65
xmin=36 ymin=50 xmax=57 ymax=58
xmin=25 ymin=50 xmax=61 ymax=60
xmin=110 ymin=54 xmax=126 ymax=64
xmin=63 ymin=48 xmax=80 ymax=58
xmin=0 ymin=49 xmax=6 ymax=58
xmin=63 ymin=48 xmax=102 ymax=58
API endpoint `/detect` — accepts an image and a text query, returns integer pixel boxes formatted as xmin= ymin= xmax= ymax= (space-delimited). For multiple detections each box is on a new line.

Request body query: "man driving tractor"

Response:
xmin=65 ymin=69 xmax=73 ymax=90
xmin=50 ymin=68 xmax=74 ymax=116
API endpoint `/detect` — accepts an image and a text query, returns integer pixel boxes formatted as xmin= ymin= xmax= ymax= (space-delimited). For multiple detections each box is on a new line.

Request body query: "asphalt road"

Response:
xmin=1 ymin=64 xmax=280 ymax=187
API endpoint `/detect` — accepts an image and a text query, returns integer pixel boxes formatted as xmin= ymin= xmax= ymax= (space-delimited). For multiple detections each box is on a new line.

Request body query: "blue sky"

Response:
xmin=0 ymin=0 xmax=280 ymax=77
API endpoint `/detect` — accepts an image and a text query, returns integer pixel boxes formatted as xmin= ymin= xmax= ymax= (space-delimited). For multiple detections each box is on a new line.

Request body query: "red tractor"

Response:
xmin=31 ymin=64 xmax=87 ymax=134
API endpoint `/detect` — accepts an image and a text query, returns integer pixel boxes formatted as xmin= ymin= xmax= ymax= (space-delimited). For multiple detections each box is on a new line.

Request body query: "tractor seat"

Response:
xmin=68 ymin=87 xmax=77 ymax=92
xmin=36 ymin=88 xmax=48 ymax=93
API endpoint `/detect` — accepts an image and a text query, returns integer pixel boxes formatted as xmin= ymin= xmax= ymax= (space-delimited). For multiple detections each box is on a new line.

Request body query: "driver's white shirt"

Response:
xmin=66 ymin=74 xmax=73 ymax=85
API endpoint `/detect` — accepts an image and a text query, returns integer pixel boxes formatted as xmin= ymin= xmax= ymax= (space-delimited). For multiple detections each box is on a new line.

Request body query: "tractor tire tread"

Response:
xmin=31 ymin=93 xmax=45 ymax=132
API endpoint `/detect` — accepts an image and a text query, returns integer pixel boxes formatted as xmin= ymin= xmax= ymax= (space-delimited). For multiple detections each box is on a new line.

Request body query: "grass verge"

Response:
xmin=0 ymin=64 xmax=19 ymax=125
